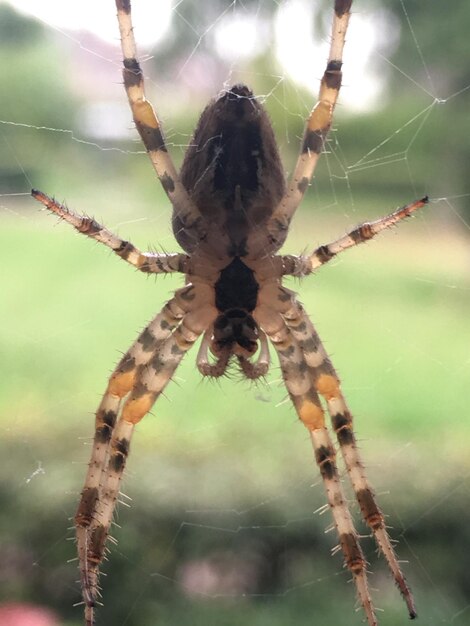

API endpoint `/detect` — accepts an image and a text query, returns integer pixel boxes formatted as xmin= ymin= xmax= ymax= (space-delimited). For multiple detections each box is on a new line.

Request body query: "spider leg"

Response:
xmin=274 ymin=289 xmax=417 ymax=619
xmin=76 ymin=284 xmax=216 ymax=625
xmin=254 ymin=303 xmax=378 ymax=626
xmin=115 ymin=0 xmax=205 ymax=239
xmin=76 ymin=291 xmax=187 ymax=619
xmin=280 ymin=196 xmax=429 ymax=277
xmin=267 ymin=0 xmax=352 ymax=243
xmin=75 ymin=292 xmax=186 ymax=533
xmin=31 ymin=189 xmax=189 ymax=274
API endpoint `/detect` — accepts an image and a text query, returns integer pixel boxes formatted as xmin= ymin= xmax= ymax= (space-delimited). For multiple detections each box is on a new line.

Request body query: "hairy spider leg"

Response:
xmin=282 ymin=298 xmax=417 ymax=619
xmin=76 ymin=294 xmax=187 ymax=620
xmin=115 ymin=0 xmax=205 ymax=239
xmin=83 ymin=304 xmax=216 ymax=626
xmin=280 ymin=196 xmax=429 ymax=277
xmin=31 ymin=190 xmax=189 ymax=274
xmin=75 ymin=292 xmax=187 ymax=527
xmin=260 ymin=281 xmax=416 ymax=618
xmin=254 ymin=303 xmax=378 ymax=626
xmin=76 ymin=285 xmax=216 ymax=625
xmin=267 ymin=0 xmax=352 ymax=243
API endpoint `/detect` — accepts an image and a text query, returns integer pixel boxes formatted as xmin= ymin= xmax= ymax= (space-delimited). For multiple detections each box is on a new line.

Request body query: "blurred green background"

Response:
xmin=1 ymin=1 xmax=469 ymax=625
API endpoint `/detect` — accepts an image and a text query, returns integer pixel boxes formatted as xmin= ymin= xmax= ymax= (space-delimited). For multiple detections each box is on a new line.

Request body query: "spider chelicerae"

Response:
xmin=32 ymin=0 xmax=428 ymax=624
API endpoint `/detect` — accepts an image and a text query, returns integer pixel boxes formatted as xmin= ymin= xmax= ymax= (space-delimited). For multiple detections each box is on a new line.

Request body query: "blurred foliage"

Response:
xmin=0 ymin=2 xmax=42 ymax=44
xmin=389 ymin=0 xmax=470 ymax=91
xmin=384 ymin=0 xmax=470 ymax=206
xmin=0 ymin=5 xmax=78 ymax=191
xmin=1 ymin=1 xmax=469 ymax=210
xmin=1 ymin=214 xmax=469 ymax=625
xmin=142 ymin=0 xmax=470 ymax=212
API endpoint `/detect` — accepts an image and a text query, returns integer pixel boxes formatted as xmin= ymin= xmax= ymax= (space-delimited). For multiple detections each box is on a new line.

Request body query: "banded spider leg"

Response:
xmin=280 ymin=196 xmax=429 ymax=277
xmin=266 ymin=0 xmax=352 ymax=246
xmin=254 ymin=302 xmax=378 ymax=625
xmin=272 ymin=194 xmax=429 ymax=624
xmin=115 ymin=0 xmax=205 ymax=243
xmin=30 ymin=190 xmax=190 ymax=274
xmin=282 ymin=297 xmax=417 ymax=618
xmin=74 ymin=283 xmax=216 ymax=626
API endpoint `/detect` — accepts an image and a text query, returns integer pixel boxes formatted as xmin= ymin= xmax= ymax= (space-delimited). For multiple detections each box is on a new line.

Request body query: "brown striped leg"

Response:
xmin=76 ymin=294 xmax=186 ymax=621
xmin=280 ymin=296 xmax=417 ymax=619
xmin=115 ymin=0 xmax=205 ymax=239
xmin=82 ymin=304 xmax=216 ymax=626
xmin=280 ymin=196 xmax=429 ymax=277
xmin=31 ymin=189 xmax=189 ymax=274
xmin=267 ymin=0 xmax=352 ymax=243
xmin=254 ymin=304 xmax=378 ymax=626
xmin=76 ymin=284 xmax=216 ymax=624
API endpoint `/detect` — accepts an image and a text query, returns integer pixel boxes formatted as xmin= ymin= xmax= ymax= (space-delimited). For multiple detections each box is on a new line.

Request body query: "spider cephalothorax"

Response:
xmin=32 ymin=1 xmax=428 ymax=625
xmin=213 ymin=257 xmax=260 ymax=356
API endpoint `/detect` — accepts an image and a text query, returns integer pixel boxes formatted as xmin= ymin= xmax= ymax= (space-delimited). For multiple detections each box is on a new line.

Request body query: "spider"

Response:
xmin=32 ymin=0 xmax=428 ymax=624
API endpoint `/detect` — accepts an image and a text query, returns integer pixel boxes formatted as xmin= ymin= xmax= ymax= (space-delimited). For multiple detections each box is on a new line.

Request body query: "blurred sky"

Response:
xmin=5 ymin=0 xmax=400 ymax=112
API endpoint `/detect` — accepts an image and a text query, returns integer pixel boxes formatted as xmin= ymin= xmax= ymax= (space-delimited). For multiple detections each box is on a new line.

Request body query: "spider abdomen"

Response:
xmin=178 ymin=84 xmax=286 ymax=257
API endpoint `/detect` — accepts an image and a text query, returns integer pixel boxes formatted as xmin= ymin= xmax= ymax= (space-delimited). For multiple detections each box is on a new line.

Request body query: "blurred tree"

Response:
xmin=2 ymin=0 xmax=468 ymax=207
xmin=389 ymin=0 xmax=470 ymax=94
xmin=0 ymin=4 xmax=79 ymax=191
xmin=385 ymin=0 xmax=470 ymax=212
xmin=148 ymin=0 xmax=470 ymax=214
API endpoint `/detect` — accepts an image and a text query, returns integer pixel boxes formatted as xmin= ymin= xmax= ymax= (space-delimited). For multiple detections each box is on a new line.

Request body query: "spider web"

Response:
xmin=1 ymin=1 xmax=470 ymax=625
